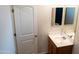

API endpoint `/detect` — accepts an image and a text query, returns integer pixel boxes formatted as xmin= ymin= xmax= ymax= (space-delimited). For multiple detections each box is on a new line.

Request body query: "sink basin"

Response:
xmin=49 ymin=33 xmax=73 ymax=47
xmin=51 ymin=36 xmax=73 ymax=47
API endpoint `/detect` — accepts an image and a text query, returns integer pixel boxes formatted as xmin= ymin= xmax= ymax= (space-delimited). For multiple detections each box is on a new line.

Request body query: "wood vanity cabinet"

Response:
xmin=48 ymin=37 xmax=73 ymax=54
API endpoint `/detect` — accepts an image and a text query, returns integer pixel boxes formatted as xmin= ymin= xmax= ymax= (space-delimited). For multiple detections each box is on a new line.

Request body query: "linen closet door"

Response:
xmin=13 ymin=6 xmax=38 ymax=54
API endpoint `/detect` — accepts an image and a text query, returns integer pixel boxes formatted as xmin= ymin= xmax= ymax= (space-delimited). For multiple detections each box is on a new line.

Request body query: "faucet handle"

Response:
xmin=69 ymin=35 xmax=72 ymax=38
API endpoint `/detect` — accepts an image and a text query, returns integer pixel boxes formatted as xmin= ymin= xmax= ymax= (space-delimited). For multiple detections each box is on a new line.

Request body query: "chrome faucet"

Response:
xmin=64 ymin=32 xmax=72 ymax=38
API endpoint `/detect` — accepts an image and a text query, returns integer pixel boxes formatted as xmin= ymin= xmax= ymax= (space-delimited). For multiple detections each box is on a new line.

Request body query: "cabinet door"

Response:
xmin=57 ymin=46 xmax=73 ymax=54
xmin=51 ymin=42 xmax=57 ymax=54
xmin=48 ymin=38 xmax=56 ymax=54
xmin=48 ymin=38 xmax=52 ymax=53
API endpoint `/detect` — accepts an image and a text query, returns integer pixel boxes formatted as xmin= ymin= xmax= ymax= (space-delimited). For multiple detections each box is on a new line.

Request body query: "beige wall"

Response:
xmin=72 ymin=7 xmax=79 ymax=54
xmin=37 ymin=6 xmax=79 ymax=53
xmin=37 ymin=6 xmax=52 ymax=53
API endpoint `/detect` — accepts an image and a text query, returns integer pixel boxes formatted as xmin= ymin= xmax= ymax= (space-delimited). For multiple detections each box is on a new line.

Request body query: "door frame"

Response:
xmin=11 ymin=5 xmax=38 ymax=53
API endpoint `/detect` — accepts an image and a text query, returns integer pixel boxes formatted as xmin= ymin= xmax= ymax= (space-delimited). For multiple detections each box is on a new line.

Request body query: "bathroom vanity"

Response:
xmin=48 ymin=6 xmax=78 ymax=54
xmin=48 ymin=32 xmax=74 ymax=54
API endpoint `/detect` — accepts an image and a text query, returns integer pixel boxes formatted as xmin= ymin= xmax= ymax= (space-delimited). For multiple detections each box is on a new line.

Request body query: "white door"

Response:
xmin=13 ymin=6 xmax=38 ymax=54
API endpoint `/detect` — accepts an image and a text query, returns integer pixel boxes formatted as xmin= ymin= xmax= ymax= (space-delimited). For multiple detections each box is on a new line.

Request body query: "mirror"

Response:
xmin=64 ymin=8 xmax=75 ymax=25
xmin=52 ymin=7 xmax=77 ymax=26
xmin=55 ymin=8 xmax=63 ymax=25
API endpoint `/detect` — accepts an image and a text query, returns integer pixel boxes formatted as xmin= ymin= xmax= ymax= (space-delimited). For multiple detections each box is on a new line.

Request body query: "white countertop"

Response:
xmin=48 ymin=32 xmax=74 ymax=48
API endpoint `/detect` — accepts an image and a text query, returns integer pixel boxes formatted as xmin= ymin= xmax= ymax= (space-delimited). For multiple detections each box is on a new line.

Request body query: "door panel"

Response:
xmin=20 ymin=7 xmax=33 ymax=35
xmin=14 ymin=6 xmax=37 ymax=53
xmin=22 ymin=39 xmax=34 ymax=53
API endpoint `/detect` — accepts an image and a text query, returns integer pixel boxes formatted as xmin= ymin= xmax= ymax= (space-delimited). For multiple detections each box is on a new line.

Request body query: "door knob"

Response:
xmin=34 ymin=35 xmax=37 ymax=37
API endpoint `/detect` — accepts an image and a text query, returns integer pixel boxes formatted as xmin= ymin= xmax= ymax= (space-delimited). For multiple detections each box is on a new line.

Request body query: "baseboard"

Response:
xmin=0 ymin=51 xmax=16 ymax=54
xmin=38 ymin=51 xmax=48 ymax=54
xmin=0 ymin=51 xmax=47 ymax=54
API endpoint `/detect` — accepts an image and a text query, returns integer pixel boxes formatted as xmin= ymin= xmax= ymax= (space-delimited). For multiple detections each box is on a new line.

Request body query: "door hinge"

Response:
xmin=14 ymin=33 xmax=16 ymax=36
xmin=12 ymin=9 xmax=14 ymax=13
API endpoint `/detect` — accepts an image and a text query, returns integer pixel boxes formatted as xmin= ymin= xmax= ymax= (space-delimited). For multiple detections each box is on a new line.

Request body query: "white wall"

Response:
xmin=37 ymin=6 xmax=52 ymax=53
xmin=72 ymin=7 xmax=79 ymax=54
xmin=0 ymin=6 xmax=15 ymax=54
